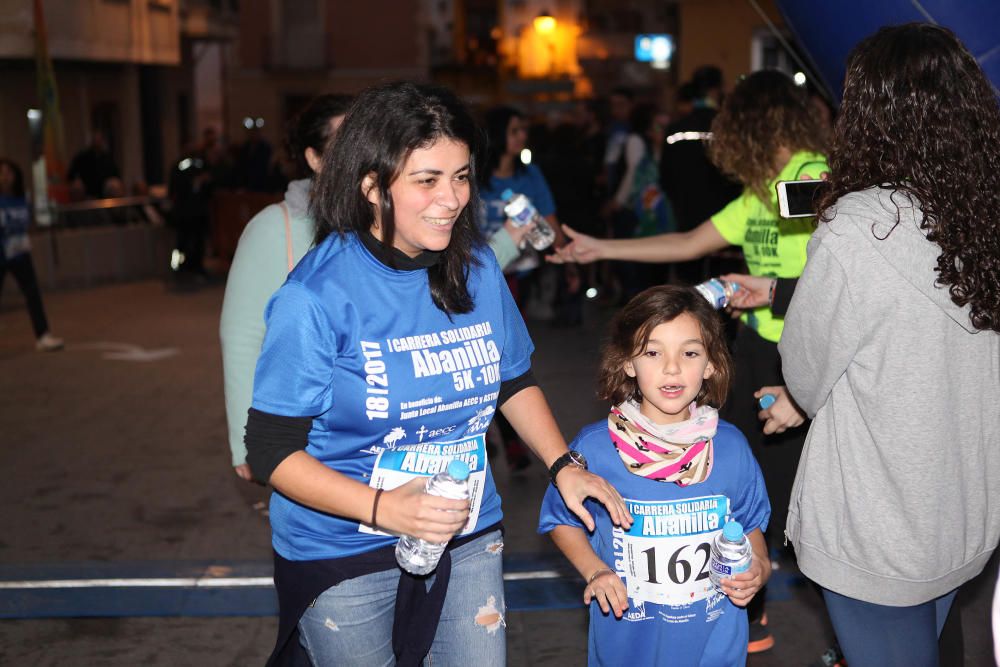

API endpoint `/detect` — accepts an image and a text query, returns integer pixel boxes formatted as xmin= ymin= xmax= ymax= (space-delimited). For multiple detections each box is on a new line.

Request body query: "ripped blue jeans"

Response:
xmin=298 ymin=530 xmax=506 ymax=666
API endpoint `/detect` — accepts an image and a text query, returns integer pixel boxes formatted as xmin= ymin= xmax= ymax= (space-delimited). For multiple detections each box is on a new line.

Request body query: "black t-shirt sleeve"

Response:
xmin=498 ymin=369 xmax=538 ymax=407
xmin=244 ymin=408 xmax=312 ymax=483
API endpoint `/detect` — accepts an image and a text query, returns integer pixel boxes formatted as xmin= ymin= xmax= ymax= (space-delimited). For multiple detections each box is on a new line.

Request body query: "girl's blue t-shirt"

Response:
xmin=253 ymin=233 xmax=534 ymax=560
xmin=479 ymin=164 xmax=556 ymax=237
xmin=539 ymin=419 xmax=770 ymax=667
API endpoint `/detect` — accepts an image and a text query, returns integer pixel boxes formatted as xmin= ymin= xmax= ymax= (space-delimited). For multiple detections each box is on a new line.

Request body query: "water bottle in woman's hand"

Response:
xmin=501 ymin=189 xmax=556 ymax=251
xmin=395 ymin=460 xmax=471 ymax=575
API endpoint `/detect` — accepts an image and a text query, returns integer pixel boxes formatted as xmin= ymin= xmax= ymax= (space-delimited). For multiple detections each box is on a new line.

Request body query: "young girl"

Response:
xmin=539 ymin=285 xmax=771 ymax=666
xmin=552 ymin=72 xmax=827 ymax=650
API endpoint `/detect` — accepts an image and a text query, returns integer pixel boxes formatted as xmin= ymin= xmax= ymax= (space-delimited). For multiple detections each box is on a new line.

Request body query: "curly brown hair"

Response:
xmin=816 ymin=23 xmax=1000 ymax=332
xmin=708 ymin=70 xmax=828 ymax=206
xmin=598 ymin=286 xmax=733 ymax=409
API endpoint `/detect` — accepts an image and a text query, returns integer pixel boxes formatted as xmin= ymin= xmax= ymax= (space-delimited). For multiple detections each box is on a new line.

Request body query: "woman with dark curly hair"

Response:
xmin=779 ymin=24 xmax=1000 ymax=665
xmin=553 ymin=69 xmax=829 ymax=653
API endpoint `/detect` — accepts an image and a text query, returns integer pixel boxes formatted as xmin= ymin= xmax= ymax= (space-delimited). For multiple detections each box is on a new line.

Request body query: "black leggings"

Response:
xmin=0 ymin=253 xmax=50 ymax=338
xmin=720 ymin=325 xmax=808 ymax=623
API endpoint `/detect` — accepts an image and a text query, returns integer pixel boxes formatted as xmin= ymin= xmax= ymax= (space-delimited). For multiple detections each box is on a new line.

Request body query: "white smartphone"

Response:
xmin=776 ymin=179 xmax=824 ymax=218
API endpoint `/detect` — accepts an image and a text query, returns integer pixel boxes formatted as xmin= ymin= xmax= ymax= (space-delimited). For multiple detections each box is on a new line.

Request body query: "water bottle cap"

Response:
xmin=500 ymin=188 xmax=514 ymax=201
xmin=722 ymin=520 xmax=744 ymax=541
xmin=758 ymin=393 xmax=776 ymax=410
xmin=447 ymin=459 xmax=471 ymax=481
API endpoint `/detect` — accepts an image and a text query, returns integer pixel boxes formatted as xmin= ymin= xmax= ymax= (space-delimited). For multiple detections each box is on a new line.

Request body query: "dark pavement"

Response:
xmin=0 ymin=279 xmax=996 ymax=666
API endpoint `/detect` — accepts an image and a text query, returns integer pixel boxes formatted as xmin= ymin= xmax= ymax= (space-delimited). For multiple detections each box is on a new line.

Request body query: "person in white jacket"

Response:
xmin=778 ymin=24 xmax=1000 ymax=666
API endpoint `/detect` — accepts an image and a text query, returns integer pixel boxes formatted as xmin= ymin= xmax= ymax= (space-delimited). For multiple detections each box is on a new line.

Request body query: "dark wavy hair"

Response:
xmin=598 ymin=285 xmax=733 ymax=409
xmin=0 ymin=158 xmax=26 ymax=198
xmin=312 ymin=81 xmax=484 ymax=315
xmin=708 ymin=70 xmax=828 ymax=205
xmin=287 ymin=93 xmax=353 ymax=179
xmin=477 ymin=106 xmax=525 ymax=188
xmin=816 ymin=23 xmax=1000 ymax=332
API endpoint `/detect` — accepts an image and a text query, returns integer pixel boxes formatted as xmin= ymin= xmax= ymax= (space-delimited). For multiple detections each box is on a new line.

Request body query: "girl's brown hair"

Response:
xmin=708 ymin=70 xmax=827 ymax=206
xmin=598 ymin=285 xmax=733 ymax=408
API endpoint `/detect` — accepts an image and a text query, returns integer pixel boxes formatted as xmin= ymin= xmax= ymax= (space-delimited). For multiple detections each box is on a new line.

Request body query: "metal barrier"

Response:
xmin=51 ymin=196 xmax=168 ymax=228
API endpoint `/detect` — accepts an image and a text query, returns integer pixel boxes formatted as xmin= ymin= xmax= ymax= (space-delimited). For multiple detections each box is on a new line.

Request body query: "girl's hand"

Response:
xmin=379 ymin=477 xmax=471 ymax=543
xmin=584 ymin=568 xmax=629 ymax=618
xmin=719 ymin=555 xmax=769 ymax=607
xmin=234 ymin=463 xmax=254 ymax=482
xmin=547 ymin=226 xmax=603 ymax=265
xmin=503 ymin=218 xmax=534 ymax=249
xmin=554 ymin=465 xmax=633 ymax=532
xmin=720 ymin=273 xmax=775 ymax=310
xmin=755 ymin=385 xmax=806 ymax=435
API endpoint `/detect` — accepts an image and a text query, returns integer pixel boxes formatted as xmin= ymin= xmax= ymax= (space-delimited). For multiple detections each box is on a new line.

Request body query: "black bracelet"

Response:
xmin=549 ymin=451 xmax=588 ymax=486
xmin=371 ymin=488 xmax=384 ymax=529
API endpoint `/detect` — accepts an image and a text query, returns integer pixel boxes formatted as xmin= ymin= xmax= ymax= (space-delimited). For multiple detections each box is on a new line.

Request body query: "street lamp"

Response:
xmin=533 ymin=10 xmax=556 ymax=35
xmin=533 ymin=10 xmax=557 ymax=78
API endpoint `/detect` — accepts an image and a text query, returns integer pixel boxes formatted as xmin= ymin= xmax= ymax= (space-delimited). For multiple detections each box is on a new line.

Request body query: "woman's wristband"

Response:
xmin=370 ymin=488 xmax=385 ymax=529
xmin=588 ymin=567 xmax=614 ymax=584
xmin=767 ymin=279 xmax=777 ymax=308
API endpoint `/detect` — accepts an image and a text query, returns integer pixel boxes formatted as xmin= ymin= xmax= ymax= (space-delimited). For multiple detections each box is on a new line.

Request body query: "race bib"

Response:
xmin=359 ymin=433 xmax=487 ymax=536
xmin=621 ymin=495 xmax=729 ymax=606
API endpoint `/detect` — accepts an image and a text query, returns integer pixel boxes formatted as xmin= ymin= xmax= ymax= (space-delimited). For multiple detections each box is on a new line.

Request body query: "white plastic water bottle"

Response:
xmin=709 ymin=520 xmax=753 ymax=591
xmin=501 ymin=189 xmax=556 ymax=251
xmin=694 ymin=278 xmax=740 ymax=309
xmin=394 ymin=459 xmax=471 ymax=576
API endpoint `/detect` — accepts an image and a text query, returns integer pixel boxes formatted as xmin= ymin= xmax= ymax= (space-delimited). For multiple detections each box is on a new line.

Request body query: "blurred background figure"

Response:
xmin=0 ymin=158 xmax=63 ymax=352
xmin=66 ymin=128 xmax=123 ymax=200
xmin=607 ymin=101 xmax=674 ymax=297
xmin=659 ymin=65 xmax=742 ymax=286
xmin=478 ymin=104 xmax=569 ymax=469
xmin=168 ymin=138 xmax=215 ymax=283
xmin=235 ymin=121 xmax=279 ymax=193
xmin=220 ymin=93 xmax=352 ymax=482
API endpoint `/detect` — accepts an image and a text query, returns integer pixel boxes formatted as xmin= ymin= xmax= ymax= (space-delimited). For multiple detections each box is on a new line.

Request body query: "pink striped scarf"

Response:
xmin=608 ymin=400 xmax=717 ymax=486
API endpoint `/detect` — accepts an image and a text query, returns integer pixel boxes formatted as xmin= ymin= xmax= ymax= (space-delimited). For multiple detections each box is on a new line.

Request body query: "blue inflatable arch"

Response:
xmin=775 ymin=0 xmax=1000 ymax=101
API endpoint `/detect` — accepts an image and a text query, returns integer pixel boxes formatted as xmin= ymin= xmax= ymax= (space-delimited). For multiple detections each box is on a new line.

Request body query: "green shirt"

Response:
xmin=220 ymin=199 xmax=315 ymax=465
xmin=711 ymin=151 xmax=828 ymax=342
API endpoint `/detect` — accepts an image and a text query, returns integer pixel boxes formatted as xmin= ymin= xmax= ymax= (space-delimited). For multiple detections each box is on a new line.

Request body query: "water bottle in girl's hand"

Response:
xmin=501 ymin=189 xmax=556 ymax=251
xmin=395 ymin=459 xmax=471 ymax=576
xmin=709 ymin=520 xmax=753 ymax=591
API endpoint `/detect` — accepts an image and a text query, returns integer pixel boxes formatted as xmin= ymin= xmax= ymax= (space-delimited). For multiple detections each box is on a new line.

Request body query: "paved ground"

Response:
xmin=0 ymin=278 xmax=996 ymax=666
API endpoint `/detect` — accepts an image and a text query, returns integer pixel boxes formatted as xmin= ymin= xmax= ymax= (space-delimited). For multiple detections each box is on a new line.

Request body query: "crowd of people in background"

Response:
xmin=3 ymin=18 xmax=997 ymax=667
xmin=213 ymin=24 xmax=999 ymax=667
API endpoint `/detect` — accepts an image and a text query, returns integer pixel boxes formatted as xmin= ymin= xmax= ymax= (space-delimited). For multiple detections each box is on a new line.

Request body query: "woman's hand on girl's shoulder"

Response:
xmin=379 ymin=477 xmax=471 ymax=543
xmin=554 ymin=466 xmax=633 ymax=532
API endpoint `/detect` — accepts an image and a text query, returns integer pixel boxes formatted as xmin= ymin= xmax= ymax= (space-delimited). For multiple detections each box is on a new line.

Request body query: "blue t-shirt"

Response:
xmin=539 ymin=419 xmax=770 ymax=667
xmin=253 ymin=233 xmax=534 ymax=560
xmin=479 ymin=164 xmax=556 ymax=238
xmin=0 ymin=194 xmax=31 ymax=260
